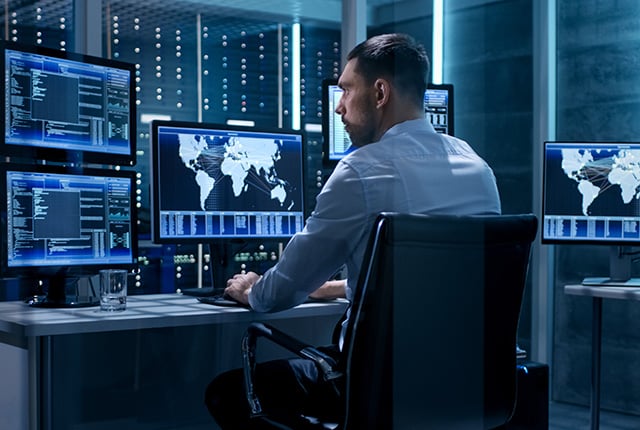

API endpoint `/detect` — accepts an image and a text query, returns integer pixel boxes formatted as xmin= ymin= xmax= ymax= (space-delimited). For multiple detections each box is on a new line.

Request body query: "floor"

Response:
xmin=549 ymin=401 xmax=640 ymax=430
xmin=153 ymin=401 xmax=640 ymax=429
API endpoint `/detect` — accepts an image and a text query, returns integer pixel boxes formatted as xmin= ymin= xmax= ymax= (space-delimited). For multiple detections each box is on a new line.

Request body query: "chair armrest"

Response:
xmin=246 ymin=321 xmax=313 ymax=354
xmin=241 ymin=322 xmax=342 ymax=416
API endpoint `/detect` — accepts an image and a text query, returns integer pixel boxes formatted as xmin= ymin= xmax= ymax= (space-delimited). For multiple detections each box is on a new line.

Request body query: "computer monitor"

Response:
xmin=150 ymin=120 xmax=306 ymax=290
xmin=322 ymin=79 xmax=351 ymax=165
xmin=0 ymin=164 xmax=138 ymax=307
xmin=321 ymin=79 xmax=454 ymax=167
xmin=425 ymin=83 xmax=454 ymax=135
xmin=542 ymin=141 xmax=640 ymax=285
xmin=1 ymin=41 xmax=136 ymax=166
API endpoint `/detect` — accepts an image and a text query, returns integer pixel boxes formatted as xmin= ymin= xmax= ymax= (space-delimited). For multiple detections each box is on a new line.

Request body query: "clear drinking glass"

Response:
xmin=99 ymin=269 xmax=128 ymax=311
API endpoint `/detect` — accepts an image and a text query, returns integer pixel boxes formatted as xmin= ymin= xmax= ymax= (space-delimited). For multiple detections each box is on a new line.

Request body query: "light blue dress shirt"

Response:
xmin=248 ymin=118 xmax=501 ymax=315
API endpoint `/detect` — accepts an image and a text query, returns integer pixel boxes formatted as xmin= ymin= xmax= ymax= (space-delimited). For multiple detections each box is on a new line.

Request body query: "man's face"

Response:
xmin=335 ymin=59 xmax=378 ymax=147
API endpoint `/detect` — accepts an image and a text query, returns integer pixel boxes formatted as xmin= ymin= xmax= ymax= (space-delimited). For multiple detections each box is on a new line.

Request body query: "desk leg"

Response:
xmin=29 ymin=336 xmax=52 ymax=430
xmin=591 ymin=297 xmax=602 ymax=430
xmin=28 ymin=337 xmax=39 ymax=430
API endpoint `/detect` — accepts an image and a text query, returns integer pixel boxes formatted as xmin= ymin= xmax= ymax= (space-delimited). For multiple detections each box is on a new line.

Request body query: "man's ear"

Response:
xmin=374 ymin=78 xmax=391 ymax=109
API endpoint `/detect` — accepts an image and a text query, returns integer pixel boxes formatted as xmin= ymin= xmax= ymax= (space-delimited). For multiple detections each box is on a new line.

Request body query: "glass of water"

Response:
xmin=99 ymin=269 xmax=128 ymax=311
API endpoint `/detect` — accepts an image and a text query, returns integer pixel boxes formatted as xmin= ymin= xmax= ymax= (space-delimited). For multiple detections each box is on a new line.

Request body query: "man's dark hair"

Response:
xmin=346 ymin=33 xmax=430 ymax=108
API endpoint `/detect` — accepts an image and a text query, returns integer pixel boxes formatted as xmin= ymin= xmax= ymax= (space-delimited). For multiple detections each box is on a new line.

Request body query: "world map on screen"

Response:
xmin=177 ymin=133 xmax=292 ymax=211
xmin=561 ymin=148 xmax=640 ymax=216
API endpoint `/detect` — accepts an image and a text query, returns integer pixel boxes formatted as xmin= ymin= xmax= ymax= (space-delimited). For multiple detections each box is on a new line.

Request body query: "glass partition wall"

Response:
xmin=553 ymin=0 xmax=640 ymax=416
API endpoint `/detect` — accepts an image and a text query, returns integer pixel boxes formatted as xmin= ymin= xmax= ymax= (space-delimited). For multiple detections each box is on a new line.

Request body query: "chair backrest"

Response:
xmin=341 ymin=213 xmax=538 ymax=430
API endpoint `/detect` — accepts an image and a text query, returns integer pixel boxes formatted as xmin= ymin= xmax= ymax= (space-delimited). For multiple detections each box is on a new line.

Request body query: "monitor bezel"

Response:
xmin=0 ymin=163 xmax=139 ymax=278
xmin=0 ymin=40 xmax=137 ymax=166
xmin=321 ymin=79 xmax=455 ymax=169
xmin=541 ymin=140 xmax=640 ymax=246
xmin=149 ymin=119 xmax=307 ymax=244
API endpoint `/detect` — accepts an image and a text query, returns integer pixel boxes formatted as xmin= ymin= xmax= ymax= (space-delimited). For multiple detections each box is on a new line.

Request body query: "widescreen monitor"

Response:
xmin=150 ymin=120 xmax=306 ymax=244
xmin=321 ymin=79 xmax=454 ymax=167
xmin=542 ymin=141 xmax=640 ymax=285
xmin=0 ymin=164 xmax=138 ymax=307
xmin=1 ymin=41 xmax=136 ymax=166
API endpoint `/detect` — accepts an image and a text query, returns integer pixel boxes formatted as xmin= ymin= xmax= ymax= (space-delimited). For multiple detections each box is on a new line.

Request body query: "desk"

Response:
xmin=564 ymin=284 xmax=640 ymax=430
xmin=0 ymin=294 xmax=348 ymax=430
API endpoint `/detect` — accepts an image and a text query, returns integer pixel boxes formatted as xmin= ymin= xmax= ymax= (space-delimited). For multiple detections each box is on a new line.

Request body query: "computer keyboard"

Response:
xmin=196 ymin=294 xmax=339 ymax=308
xmin=181 ymin=287 xmax=247 ymax=307
xmin=197 ymin=294 xmax=248 ymax=307
xmin=179 ymin=287 xmax=218 ymax=297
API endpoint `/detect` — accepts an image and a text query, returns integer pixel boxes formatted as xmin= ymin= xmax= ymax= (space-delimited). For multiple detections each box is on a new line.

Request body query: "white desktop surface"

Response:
xmin=564 ymin=284 xmax=640 ymax=301
xmin=0 ymin=293 xmax=349 ymax=338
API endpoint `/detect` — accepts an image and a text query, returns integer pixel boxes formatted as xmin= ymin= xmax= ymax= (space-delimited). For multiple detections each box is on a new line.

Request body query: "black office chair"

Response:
xmin=242 ymin=212 xmax=538 ymax=429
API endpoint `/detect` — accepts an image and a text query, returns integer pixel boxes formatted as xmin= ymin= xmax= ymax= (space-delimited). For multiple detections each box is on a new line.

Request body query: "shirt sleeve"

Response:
xmin=248 ymin=161 xmax=368 ymax=312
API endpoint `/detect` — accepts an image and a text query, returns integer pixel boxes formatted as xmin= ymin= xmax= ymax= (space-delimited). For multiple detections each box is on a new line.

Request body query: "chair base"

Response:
xmin=506 ymin=361 xmax=549 ymax=430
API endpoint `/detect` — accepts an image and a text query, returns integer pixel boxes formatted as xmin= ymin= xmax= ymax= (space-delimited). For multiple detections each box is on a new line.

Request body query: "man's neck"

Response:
xmin=374 ymin=104 xmax=423 ymax=142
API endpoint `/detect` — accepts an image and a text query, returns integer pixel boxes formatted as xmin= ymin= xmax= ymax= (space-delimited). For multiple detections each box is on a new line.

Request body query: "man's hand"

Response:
xmin=224 ymin=271 xmax=261 ymax=306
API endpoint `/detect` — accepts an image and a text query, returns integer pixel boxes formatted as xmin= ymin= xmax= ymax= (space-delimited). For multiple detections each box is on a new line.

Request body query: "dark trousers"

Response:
xmin=205 ymin=356 xmax=344 ymax=429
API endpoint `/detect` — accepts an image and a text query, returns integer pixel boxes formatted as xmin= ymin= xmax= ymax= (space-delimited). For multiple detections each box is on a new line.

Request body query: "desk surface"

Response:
xmin=564 ymin=284 xmax=640 ymax=301
xmin=0 ymin=294 xmax=349 ymax=338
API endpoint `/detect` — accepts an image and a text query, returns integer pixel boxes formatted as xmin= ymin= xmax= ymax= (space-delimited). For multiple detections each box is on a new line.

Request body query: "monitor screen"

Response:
xmin=322 ymin=80 xmax=351 ymax=163
xmin=0 ymin=164 xmax=138 ymax=306
xmin=1 ymin=41 xmax=136 ymax=166
xmin=542 ymin=141 xmax=640 ymax=244
xmin=424 ymin=83 xmax=454 ymax=135
xmin=321 ymin=79 xmax=454 ymax=167
xmin=150 ymin=120 xmax=306 ymax=244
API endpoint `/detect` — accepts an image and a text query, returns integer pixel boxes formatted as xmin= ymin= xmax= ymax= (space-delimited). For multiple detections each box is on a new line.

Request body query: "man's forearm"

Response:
xmin=309 ymin=279 xmax=347 ymax=299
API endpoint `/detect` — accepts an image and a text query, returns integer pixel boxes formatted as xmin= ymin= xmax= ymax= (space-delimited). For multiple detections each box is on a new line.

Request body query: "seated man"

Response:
xmin=205 ymin=32 xmax=502 ymax=429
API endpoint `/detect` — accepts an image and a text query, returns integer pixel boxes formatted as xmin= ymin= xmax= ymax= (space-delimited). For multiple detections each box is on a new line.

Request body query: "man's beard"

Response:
xmin=347 ymin=128 xmax=375 ymax=147
xmin=345 ymin=111 xmax=376 ymax=147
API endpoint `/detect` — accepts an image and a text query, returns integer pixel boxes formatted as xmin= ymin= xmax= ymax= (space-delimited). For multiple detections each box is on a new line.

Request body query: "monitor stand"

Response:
xmin=180 ymin=240 xmax=247 ymax=297
xmin=582 ymin=246 xmax=640 ymax=287
xmin=26 ymin=271 xmax=100 ymax=308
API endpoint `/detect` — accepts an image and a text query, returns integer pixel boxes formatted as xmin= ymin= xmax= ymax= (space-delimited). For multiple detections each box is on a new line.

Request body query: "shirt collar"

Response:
xmin=381 ymin=118 xmax=437 ymax=140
